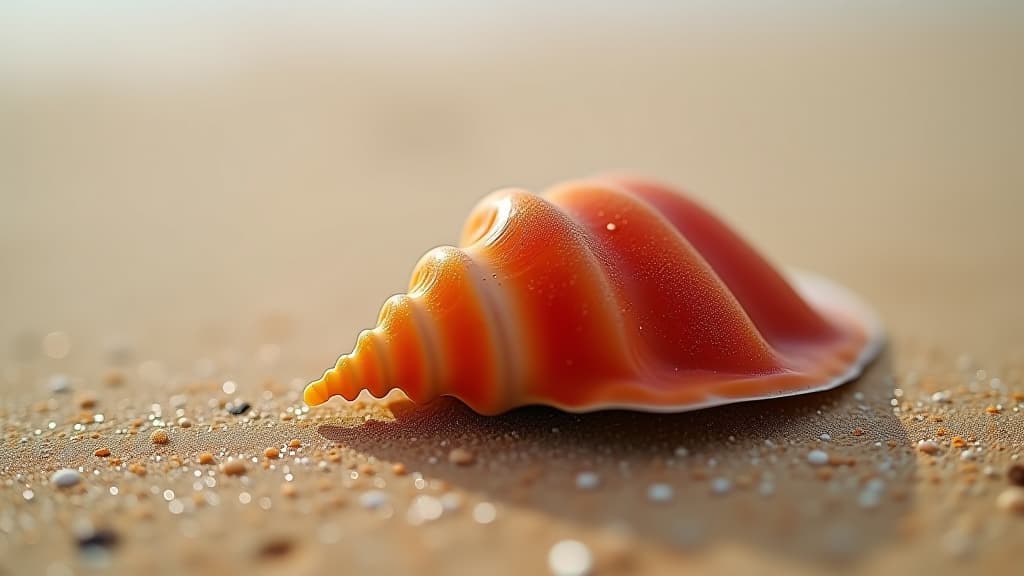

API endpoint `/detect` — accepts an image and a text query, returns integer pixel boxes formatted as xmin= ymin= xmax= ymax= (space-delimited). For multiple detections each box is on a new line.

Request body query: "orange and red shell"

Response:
xmin=304 ymin=177 xmax=882 ymax=414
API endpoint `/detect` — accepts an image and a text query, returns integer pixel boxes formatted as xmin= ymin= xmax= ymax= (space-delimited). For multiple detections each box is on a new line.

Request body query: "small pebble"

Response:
xmin=575 ymin=472 xmax=600 ymax=490
xmin=227 ymin=401 xmax=251 ymax=416
xmin=647 ymin=483 xmax=674 ymax=502
xmin=257 ymin=538 xmax=294 ymax=559
xmin=287 ymin=439 xmax=302 ymax=449
xmin=102 ymin=370 xmax=124 ymax=387
xmin=51 ymin=468 xmax=83 ymax=488
xmin=917 ymin=440 xmax=940 ymax=455
xmin=197 ymin=452 xmax=215 ymax=465
xmin=996 ymin=487 xmax=1024 ymax=515
xmin=264 ymin=447 xmax=280 ymax=459
xmin=710 ymin=477 xmax=732 ymax=495
xmin=472 ymin=502 xmax=497 ymax=524
xmin=359 ymin=490 xmax=390 ymax=509
xmin=1008 ymin=464 xmax=1024 ymax=487
xmin=440 ymin=492 xmax=462 ymax=511
xmin=280 ymin=483 xmax=298 ymax=498
xmin=76 ymin=528 xmax=119 ymax=551
xmin=449 ymin=448 xmax=476 ymax=466
xmin=807 ymin=450 xmax=830 ymax=466
xmin=819 ymin=433 xmax=831 ymax=442
xmin=177 ymin=417 xmax=192 ymax=428
xmin=221 ymin=460 xmax=247 ymax=476
xmin=547 ymin=539 xmax=593 ymax=576
xmin=150 ymin=429 xmax=169 ymax=445
xmin=93 ymin=448 xmax=111 ymax=458
xmin=408 ymin=494 xmax=444 ymax=523
xmin=49 ymin=374 xmax=72 ymax=393
xmin=392 ymin=463 xmax=407 ymax=476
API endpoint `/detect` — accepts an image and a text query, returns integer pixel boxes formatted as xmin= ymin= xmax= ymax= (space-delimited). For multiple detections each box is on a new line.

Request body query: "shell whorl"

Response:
xmin=306 ymin=187 xmax=627 ymax=413
xmin=305 ymin=178 xmax=879 ymax=414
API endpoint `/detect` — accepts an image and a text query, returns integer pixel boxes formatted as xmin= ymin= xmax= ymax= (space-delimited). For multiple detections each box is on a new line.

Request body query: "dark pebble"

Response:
xmin=227 ymin=401 xmax=251 ymax=416
xmin=258 ymin=538 xmax=295 ymax=559
xmin=77 ymin=528 xmax=119 ymax=551
xmin=1009 ymin=464 xmax=1024 ymax=487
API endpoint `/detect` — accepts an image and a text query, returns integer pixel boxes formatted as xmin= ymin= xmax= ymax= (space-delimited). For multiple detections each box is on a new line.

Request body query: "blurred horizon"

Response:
xmin=2 ymin=1 xmax=1022 ymax=390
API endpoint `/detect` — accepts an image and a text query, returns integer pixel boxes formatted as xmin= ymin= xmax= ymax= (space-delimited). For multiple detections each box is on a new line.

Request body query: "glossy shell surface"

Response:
xmin=305 ymin=177 xmax=883 ymax=414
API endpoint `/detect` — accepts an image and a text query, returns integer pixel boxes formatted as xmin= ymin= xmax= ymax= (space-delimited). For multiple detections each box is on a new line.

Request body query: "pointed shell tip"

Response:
xmin=303 ymin=381 xmax=327 ymax=406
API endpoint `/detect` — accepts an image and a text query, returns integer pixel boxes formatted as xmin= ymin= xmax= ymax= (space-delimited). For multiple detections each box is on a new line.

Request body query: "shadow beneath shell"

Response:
xmin=318 ymin=350 xmax=914 ymax=568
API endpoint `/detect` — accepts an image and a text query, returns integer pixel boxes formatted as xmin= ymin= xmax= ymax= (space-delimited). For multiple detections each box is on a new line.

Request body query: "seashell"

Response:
xmin=305 ymin=176 xmax=883 ymax=414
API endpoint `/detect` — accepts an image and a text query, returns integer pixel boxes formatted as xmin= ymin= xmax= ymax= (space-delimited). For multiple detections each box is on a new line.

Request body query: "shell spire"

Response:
xmin=305 ymin=177 xmax=883 ymax=414
xmin=304 ymin=243 xmax=510 ymax=411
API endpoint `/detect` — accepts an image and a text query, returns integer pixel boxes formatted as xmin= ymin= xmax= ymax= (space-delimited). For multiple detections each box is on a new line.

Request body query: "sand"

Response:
xmin=2 ymin=345 xmax=1023 ymax=576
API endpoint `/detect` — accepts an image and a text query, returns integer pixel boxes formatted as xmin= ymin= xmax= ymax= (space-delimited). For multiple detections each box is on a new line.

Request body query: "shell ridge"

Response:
xmin=352 ymin=330 xmax=386 ymax=398
xmin=530 ymin=189 xmax=717 ymax=406
xmin=407 ymin=292 xmax=443 ymax=402
xmin=609 ymin=177 xmax=837 ymax=344
xmin=600 ymin=181 xmax=779 ymax=364
xmin=466 ymin=190 xmax=636 ymax=405
xmin=376 ymin=294 xmax=431 ymax=403
xmin=368 ymin=329 xmax=394 ymax=398
xmin=460 ymin=247 xmax=520 ymax=412
xmin=545 ymin=181 xmax=780 ymax=375
xmin=332 ymin=357 xmax=360 ymax=401
xmin=531 ymin=192 xmax=637 ymax=378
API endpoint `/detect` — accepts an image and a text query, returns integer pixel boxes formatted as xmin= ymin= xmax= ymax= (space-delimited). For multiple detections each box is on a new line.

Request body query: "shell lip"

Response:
xmin=505 ymin=271 xmax=886 ymax=415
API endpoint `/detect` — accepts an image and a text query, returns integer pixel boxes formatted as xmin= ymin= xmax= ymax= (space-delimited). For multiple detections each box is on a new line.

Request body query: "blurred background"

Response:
xmin=2 ymin=1 xmax=1022 ymax=391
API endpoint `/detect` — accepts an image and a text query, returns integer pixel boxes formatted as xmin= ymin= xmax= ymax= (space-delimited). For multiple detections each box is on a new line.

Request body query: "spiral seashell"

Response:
xmin=304 ymin=176 xmax=883 ymax=414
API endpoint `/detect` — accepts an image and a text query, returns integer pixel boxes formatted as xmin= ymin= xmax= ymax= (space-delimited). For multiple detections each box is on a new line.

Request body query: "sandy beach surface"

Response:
xmin=2 ymin=3 xmax=1023 ymax=575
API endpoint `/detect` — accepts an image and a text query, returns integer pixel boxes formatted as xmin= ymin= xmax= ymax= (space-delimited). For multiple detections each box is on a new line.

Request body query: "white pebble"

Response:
xmin=547 ymin=540 xmax=593 ymax=576
xmin=440 ymin=492 xmax=462 ymax=511
xmin=647 ymin=483 xmax=674 ymax=502
xmin=807 ymin=450 xmax=830 ymax=466
xmin=710 ymin=477 xmax=732 ymax=495
xmin=575 ymin=472 xmax=600 ymax=490
xmin=50 ymin=469 xmax=82 ymax=488
xmin=359 ymin=490 xmax=389 ymax=510
xmin=917 ymin=440 xmax=940 ymax=454
xmin=819 ymin=433 xmax=831 ymax=442
xmin=472 ymin=502 xmax=497 ymax=524
xmin=996 ymin=487 xmax=1024 ymax=515
xmin=407 ymin=495 xmax=443 ymax=523
xmin=48 ymin=374 xmax=72 ymax=393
